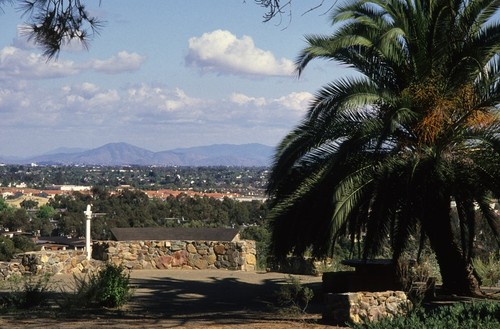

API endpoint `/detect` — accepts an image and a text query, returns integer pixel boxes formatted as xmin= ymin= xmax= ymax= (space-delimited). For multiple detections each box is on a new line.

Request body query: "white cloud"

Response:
xmin=1 ymin=81 xmax=308 ymax=126
xmin=0 ymin=46 xmax=79 ymax=80
xmin=89 ymin=51 xmax=145 ymax=74
xmin=126 ymin=84 xmax=204 ymax=112
xmin=0 ymin=46 xmax=145 ymax=80
xmin=63 ymin=82 xmax=99 ymax=98
xmin=186 ymin=30 xmax=295 ymax=77
xmin=61 ymin=83 xmax=121 ymax=115
xmin=272 ymin=91 xmax=313 ymax=111
xmin=229 ymin=93 xmax=267 ymax=106
xmin=0 ymin=79 xmax=309 ymax=156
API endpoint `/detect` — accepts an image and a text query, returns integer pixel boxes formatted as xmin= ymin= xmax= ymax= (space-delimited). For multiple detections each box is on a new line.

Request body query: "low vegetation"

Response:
xmin=0 ymin=235 xmax=38 ymax=261
xmin=274 ymin=275 xmax=314 ymax=315
xmin=350 ymin=301 xmax=500 ymax=329
xmin=0 ymin=274 xmax=52 ymax=310
xmin=63 ymin=263 xmax=133 ymax=309
xmin=473 ymin=253 xmax=500 ymax=287
xmin=0 ymin=263 xmax=133 ymax=313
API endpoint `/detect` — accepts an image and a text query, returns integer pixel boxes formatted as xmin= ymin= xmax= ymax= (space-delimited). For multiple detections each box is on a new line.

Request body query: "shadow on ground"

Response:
xmin=126 ymin=273 xmax=324 ymax=326
xmin=0 ymin=271 xmax=327 ymax=328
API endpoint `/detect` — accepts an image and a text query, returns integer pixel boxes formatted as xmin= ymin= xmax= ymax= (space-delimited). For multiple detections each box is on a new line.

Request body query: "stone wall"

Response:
xmin=92 ymin=240 xmax=257 ymax=271
xmin=323 ymin=291 xmax=411 ymax=324
xmin=0 ymin=239 xmax=257 ymax=280
xmin=0 ymin=250 xmax=102 ymax=280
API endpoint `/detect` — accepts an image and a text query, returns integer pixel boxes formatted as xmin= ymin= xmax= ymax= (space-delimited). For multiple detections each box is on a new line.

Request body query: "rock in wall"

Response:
xmin=323 ymin=290 xmax=412 ymax=324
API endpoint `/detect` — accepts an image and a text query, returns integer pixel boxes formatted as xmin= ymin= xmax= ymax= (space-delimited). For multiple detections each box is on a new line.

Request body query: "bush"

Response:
xmin=13 ymin=235 xmax=38 ymax=253
xmin=473 ymin=253 xmax=500 ymax=287
xmin=350 ymin=301 xmax=500 ymax=329
xmin=274 ymin=275 xmax=314 ymax=314
xmin=67 ymin=263 xmax=133 ymax=308
xmin=397 ymin=257 xmax=437 ymax=305
xmin=0 ymin=236 xmax=15 ymax=261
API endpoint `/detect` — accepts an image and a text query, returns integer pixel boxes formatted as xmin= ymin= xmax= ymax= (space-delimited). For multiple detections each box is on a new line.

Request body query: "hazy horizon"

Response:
xmin=0 ymin=1 xmax=355 ymax=157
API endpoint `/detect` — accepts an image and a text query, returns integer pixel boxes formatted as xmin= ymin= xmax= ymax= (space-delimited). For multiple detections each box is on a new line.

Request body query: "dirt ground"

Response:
xmin=0 ymin=269 xmax=346 ymax=328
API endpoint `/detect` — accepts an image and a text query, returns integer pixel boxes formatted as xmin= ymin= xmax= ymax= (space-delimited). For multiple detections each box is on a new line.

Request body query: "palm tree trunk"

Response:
xmin=420 ymin=199 xmax=481 ymax=296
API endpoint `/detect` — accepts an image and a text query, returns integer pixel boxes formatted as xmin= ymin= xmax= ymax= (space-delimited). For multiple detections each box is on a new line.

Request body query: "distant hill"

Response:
xmin=5 ymin=143 xmax=275 ymax=167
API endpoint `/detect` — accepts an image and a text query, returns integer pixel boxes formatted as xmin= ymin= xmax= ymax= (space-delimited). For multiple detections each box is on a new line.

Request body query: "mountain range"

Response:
xmin=0 ymin=143 xmax=275 ymax=167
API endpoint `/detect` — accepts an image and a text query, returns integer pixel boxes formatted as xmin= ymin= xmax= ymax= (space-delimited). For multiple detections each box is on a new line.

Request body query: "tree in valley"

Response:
xmin=0 ymin=197 xmax=10 ymax=212
xmin=0 ymin=236 xmax=15 ymax=261
xmin=20 ymin=198 xmax=38 ymax=210
xmin=1 ymin=208 xmax=30 ymax=231
xmin=267 ymin=0 xmax=500 ymax=296
xmin=31 ymin=205 xmax=56 ymax=236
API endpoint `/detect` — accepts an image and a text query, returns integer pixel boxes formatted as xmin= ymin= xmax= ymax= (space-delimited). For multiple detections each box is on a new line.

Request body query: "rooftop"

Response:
xmin=110 ymin=227 xmax=240 ymax=242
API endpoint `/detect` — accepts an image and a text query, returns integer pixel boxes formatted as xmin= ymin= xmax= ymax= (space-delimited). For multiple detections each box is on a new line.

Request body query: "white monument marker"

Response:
xmin=84 ymin=204 xmax=93 ymax=260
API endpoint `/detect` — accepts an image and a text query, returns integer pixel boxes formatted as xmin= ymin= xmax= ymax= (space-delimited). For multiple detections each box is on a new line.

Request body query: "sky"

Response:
xmin=0 ymin=0 xmax=354 ymax=158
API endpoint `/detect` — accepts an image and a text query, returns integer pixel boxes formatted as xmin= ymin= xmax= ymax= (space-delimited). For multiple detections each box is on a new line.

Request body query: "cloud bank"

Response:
xmin=186 ymin=30 xmax=295 ymax=77
xmin=0 ymin=47 xmax=145 ymax=80
xmin=0 ymin=75 xmax=312 ymax=156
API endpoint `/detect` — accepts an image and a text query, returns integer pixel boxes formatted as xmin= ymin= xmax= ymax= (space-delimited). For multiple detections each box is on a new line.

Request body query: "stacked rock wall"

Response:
xmin=0 ymin=239 xmax=257 ymax=279
xmin=324 ymin=291 xmax=411 ymax=324
xmin=0 ymin=251 xmax=102 ymax=279
xmin=0 ymin=259 xmax=24 ymax=279
xmin=92 ymin=240 xmax=257 ymax=271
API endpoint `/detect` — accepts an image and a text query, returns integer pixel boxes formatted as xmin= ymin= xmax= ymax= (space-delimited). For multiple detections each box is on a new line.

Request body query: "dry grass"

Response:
xmin=5 ymin=196 xmax=49 ymax=208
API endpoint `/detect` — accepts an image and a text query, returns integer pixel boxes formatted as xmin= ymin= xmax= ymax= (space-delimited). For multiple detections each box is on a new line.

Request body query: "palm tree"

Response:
xmin=267 ymin=0 xmax=500 ymax=296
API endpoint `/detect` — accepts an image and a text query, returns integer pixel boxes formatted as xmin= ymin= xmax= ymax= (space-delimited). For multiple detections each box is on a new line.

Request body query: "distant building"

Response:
xmin=35 ymin=236 xmax=86 ymax=251
xmin=57 ymin=185 xmax=92 ymax=192
xmin=144 ymin=189 xmax=241 ymax=201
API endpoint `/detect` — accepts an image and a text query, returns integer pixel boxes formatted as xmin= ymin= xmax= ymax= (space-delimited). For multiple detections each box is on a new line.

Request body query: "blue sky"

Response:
xmin=0 ymin=0 xmax=353 ymax=157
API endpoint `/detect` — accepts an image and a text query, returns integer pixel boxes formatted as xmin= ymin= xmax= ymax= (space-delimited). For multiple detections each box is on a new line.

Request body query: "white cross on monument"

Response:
xmin=84 ymin=204 xmax=92 ymax=260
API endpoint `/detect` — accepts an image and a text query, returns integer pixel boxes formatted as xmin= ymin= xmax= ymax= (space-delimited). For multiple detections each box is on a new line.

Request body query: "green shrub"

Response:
xmin=274 ymin=275 xmax=314 ymax=314
xmin=0 ymin=236 xmax=15 ymax=261
xmin=12 ymin=235 xmax=38 ymax=253
xmin=97 ymin=263 xmax=133 ymax=307
xmin=397 ymin=257 xmax=437 ymax=306
xmin=350 ymin=301 xmax=500 ymax=329
xmin=473 ymin=253 xmax=500 ymax=287
xmin=67 ymin=263 xmax=133 ymax=308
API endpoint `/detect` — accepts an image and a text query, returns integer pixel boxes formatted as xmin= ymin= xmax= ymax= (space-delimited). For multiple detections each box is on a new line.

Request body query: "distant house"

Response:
xmin=36 ymin=236 xmax=86 ymax=251
xmin=110 ymin=227 xmax=240 ymax=242
xmin=0 ymin=229 xmax=29 ymax=239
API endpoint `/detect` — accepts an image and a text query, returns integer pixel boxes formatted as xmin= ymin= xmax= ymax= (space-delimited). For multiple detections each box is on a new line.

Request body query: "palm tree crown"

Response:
xmin=267 ymin=0 xmax=500 ymax=295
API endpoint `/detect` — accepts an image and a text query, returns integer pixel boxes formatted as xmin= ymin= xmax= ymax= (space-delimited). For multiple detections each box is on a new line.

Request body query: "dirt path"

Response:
xmin=0 ymin=270 xmax=344 ymax=328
